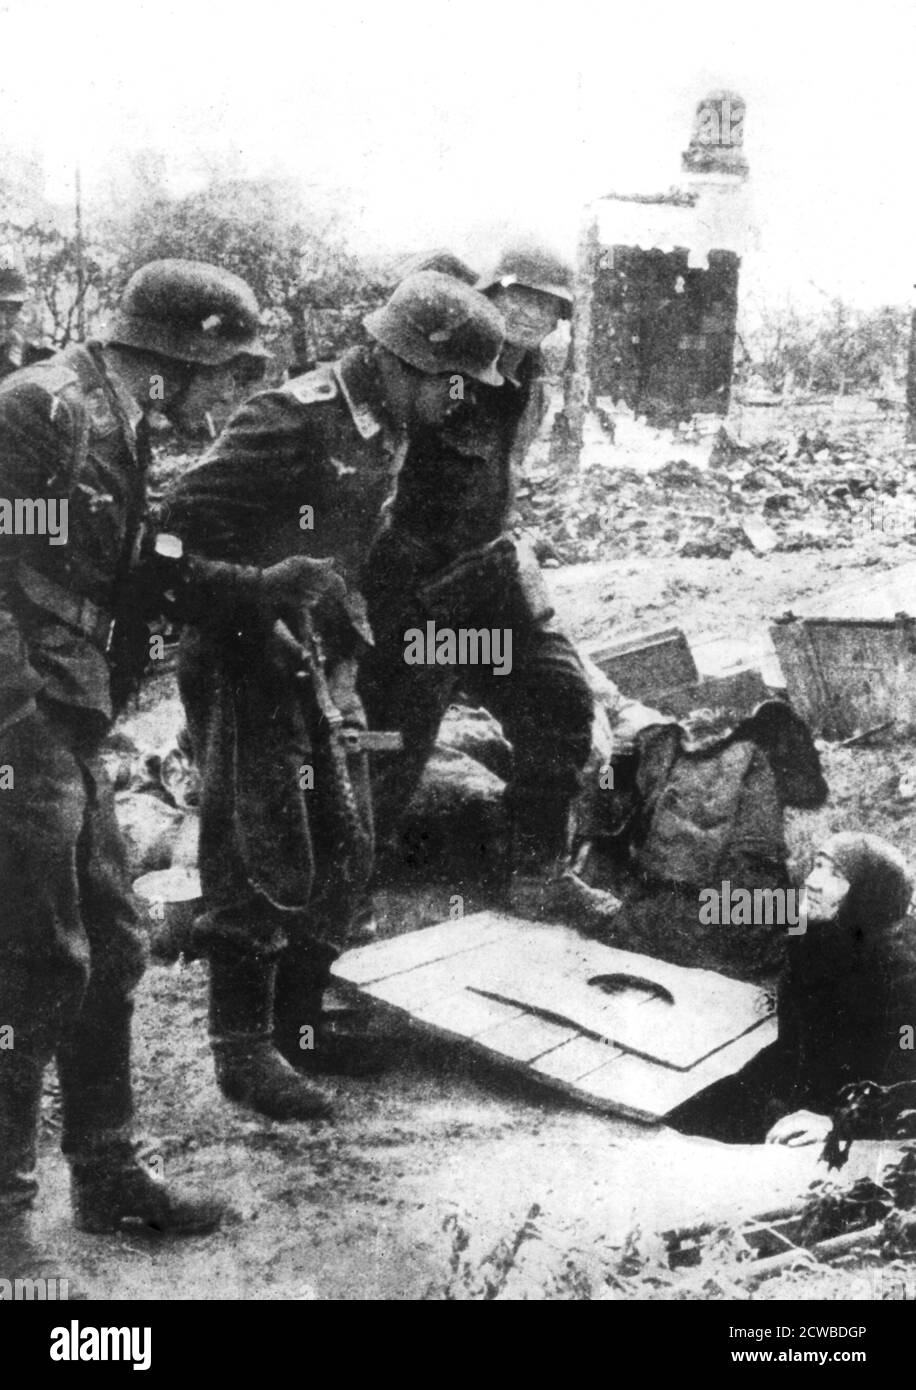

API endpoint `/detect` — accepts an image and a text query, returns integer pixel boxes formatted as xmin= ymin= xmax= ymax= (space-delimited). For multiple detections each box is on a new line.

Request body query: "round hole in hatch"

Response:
xmin=587 ymin=974 xmax=674 ymax=1005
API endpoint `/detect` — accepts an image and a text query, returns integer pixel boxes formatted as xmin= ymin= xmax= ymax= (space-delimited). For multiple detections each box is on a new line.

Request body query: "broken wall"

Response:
xmin=590 ymin=246 xmax=740 ymax=426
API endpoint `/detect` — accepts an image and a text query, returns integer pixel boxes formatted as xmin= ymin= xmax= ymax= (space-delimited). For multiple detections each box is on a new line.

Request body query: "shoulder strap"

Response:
xmin=44 ymin=343 xmax=143 ymax=496
xmin=39 ymin=346 xmax=97 ymax=497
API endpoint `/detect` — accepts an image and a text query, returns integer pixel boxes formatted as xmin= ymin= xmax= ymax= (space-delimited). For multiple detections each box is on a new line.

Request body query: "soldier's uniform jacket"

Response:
xmin=164 ymin=344 xmax=405 ymax=612
xmin=360 ymin=345 xmax=593 ymax=872
xmin=380 ymin=347 xmax=547 ymax=568
xmin=164 ymin=344 xmax=405 ymax=946
xmin=451 ymin=344 xmax=548 ymax=481
xmin=0 ymin=342 xmax=149 ymax=733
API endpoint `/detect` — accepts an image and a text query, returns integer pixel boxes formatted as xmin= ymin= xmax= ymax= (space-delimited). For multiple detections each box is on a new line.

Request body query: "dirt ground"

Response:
xmin=36 ymin=399 xmax=916 ymax=1301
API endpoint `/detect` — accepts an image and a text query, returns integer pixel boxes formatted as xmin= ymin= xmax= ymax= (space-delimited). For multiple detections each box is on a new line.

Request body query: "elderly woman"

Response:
xmin=766 ymin=831 xmax=916 ymax=1147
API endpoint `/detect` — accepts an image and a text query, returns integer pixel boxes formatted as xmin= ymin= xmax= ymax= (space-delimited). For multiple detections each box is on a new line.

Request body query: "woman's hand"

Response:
xmin=765 ymin=1109 xmax=833 ymax=1147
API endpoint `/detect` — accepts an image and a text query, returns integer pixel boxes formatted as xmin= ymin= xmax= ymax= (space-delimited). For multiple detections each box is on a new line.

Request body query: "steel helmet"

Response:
xmin=0 ymin=246 xmax=28 ymax=304
xmin=394 ymin=248 xmax=479 ymax=286
xmin=364 ymin=271 xmax=504 ymax=386
xmin=105 ymin=259 xmax=270 ymax=366
xmin=477 ymin=241 xmax=574 ymax=318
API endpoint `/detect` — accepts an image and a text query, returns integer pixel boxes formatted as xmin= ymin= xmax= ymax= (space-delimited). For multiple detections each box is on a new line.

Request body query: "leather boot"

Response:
xmin=505 ymin=829 xmax=623 ymax=934
xmin=209 ymin=949 xmax=332 ymax=1121
xmin=0 ymin=1051 xmax=42 ymax=1221
xmin=273 ymin=939 xmax=388 ymax=1077
xmin=58 ymin=994 xmax=223 ymax=1236
xmin=57 ymin=991 xmax=134 ymax=1153
xmin=504 ymin=801 xmax=622 ymax=934
xmin=0 ymin=1052 xmax=88 ymax=1296
xmin=508 ymin=864 xmax=622 ymax=931
xmin=69 ymin=1139 xmax=223 ymax=1235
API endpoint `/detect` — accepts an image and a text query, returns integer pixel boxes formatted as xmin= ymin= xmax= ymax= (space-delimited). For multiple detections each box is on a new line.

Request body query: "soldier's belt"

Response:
xmin=17 ymin=564 xmax=115 ymax=652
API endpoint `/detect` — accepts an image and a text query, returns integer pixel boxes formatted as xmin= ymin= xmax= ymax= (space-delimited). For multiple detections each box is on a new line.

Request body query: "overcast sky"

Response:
xmin=2 ymin=0 xmax=914 ymax=309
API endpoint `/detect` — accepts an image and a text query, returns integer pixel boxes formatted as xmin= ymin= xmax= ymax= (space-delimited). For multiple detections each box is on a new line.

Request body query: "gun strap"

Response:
xmin=297 ymin=610 xmax=372 ymax=886
xmin=17 ymin=563 xmax=115 ymax=651
xmin=299 ymin=611 xmax=345 ymax=729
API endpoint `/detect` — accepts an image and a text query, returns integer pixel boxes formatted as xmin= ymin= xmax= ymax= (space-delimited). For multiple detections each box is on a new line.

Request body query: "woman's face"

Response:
xmin=801 ymin=852 xmax=851 ymax=924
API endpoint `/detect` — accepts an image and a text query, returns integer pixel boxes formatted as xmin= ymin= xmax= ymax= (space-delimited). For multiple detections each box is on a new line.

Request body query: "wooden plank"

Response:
xmin=582 ymin=626 xmax=698 ymax=703
xmin=471 ymin=932 xmax=659 ymax=1012
xmin=331 ymin=910 xmax=522 ymax=986
xmin=362 ymin=938 xmax=517 ymax=1011
xmin=572 ymin=1015 xmax=778 ymax=1121
xmin=471 ymin=921 xmax=592 ymax=983
xmin=487 ymin=929 xmax=763 ymax=1012
xmin=480 ymin=968 xmax=764 ymax=1069
xmin=343 ymin=917 xmax=771 ymax=1067
xmin=334 ymin=913 xmax=778 ymax=1120
xmin=471 ymin=1010 xmax=580 ymax=1063
xmin=411 ymin=991 xmax=525 ymax=1036
xmin=365 ymin=962 xmax=473 ymax=1011
xmin=530 ymin=1035 xmax=625 ymax=1084
xmin=543 ymin=939 xmax=770 ymax=1067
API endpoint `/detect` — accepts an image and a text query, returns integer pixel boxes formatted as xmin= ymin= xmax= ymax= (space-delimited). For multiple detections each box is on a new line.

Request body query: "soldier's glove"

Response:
xmin=145 ymin=534 xmax=345 ymax=636
xmin=416 ymin=533 xmax=554 ymax=632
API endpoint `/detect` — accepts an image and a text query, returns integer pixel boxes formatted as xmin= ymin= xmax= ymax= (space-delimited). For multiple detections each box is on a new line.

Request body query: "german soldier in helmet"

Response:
xmin=0 ymin=257 xmax=336 ymax=1275
xmin=0 ymin=245 xmax=50 ymax=383
xmin=361 ymin=241 xmax=615 ymax=925
xmin=165 ymin=271 xmax=504 ymax=1121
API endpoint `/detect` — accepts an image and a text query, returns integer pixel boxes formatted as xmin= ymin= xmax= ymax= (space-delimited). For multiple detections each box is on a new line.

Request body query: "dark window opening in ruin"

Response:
xmin=590 ymin=246 xmax=740 ymax=428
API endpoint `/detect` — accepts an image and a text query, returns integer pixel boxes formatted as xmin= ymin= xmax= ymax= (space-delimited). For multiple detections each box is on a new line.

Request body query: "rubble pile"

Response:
xmin=516 ymin=425 xmax=916 ymax=564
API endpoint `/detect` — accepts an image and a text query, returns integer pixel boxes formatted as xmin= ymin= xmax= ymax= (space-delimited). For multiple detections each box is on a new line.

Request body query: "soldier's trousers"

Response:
xmin=179 ymin=631 xmax=374 ymax=959
xmin=0 ymin=707 xmax=147 ymax=1213
xmin=360 ymin=618 xmax=594 ymax=868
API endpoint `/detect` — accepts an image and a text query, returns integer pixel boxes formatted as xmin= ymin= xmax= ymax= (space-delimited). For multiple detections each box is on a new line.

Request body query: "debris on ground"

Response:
xmin=516 ymin=411 xmax=916 ymax=565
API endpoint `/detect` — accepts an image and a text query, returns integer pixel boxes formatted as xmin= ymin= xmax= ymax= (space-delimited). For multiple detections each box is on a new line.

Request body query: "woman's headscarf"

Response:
xmin=820 ymin=832 xmax=914 ymax=931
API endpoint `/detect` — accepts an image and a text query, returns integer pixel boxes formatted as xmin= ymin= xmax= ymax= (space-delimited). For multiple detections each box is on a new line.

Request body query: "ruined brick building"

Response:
xmin=557 ymin=91 xmax=752 ymax=454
